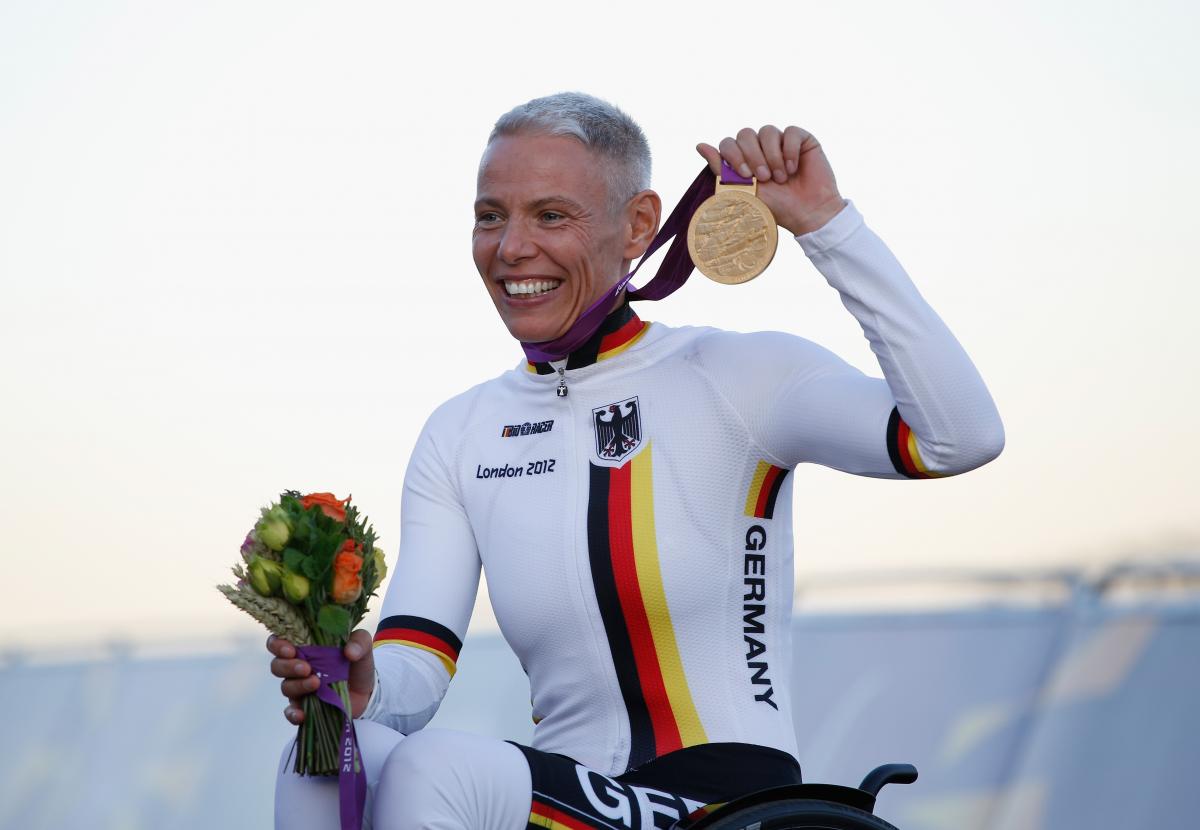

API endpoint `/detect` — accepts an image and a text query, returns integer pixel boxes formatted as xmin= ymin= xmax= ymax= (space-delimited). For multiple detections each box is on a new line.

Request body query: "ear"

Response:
xmin=622 ymin=190 xmax=662 ymax=261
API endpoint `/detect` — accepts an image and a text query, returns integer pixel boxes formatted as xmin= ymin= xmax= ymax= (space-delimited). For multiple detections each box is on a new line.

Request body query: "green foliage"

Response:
xmin=317 ymin=604 xmax=351 ymax=639
xmin=283 ymin=547 xmax=305 ymax=573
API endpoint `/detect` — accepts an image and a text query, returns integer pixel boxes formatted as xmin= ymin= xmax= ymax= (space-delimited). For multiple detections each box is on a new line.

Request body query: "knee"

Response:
xmin=276 ymin=718 xmax=403 ymax=780
xmin=372 ymin=730 xmax=473 ymax=828
xmin=372 ymin=729 xmax=530 ymax=830
xmin=275 ymin=719 xmax=404 ymax=830
xmin=379 ymin=728 xmax=473 ymax=783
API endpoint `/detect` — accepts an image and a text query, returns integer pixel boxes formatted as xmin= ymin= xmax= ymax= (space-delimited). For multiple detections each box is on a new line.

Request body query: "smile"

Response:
xmin=504 ymin=279 xmax=562 ymax=297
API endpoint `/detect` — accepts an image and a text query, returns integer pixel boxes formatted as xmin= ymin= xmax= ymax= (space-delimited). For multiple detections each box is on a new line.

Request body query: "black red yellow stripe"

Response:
xmin=681 ymin=802 xmax=727 ymax=824
xmin=744 ymin=461 xmax=789 ymax=519
xmin=587 ymin=442 xmax=707 ymax=769
xmin=528 ymin=799 xmax=605 ymax=830
xmin=886 ymin=407 xmax=937 ymax=479
xmin=373 ymin=615 xmax=462 ymax=677
xmin=527 ymin=303 xmax=649 ymax=374
xmin=595 ymin=314 xmax=649 ymax=362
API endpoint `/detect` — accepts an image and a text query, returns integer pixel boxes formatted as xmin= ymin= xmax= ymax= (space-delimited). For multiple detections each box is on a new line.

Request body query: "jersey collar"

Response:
xmin=525 ymin=302 xmax=650 ymax=375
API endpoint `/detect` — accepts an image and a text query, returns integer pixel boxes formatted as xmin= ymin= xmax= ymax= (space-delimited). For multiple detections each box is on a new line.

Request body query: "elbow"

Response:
xmin=975 ymin=417 xmax=1006 ymax=468
xmin=938 ymin=412 xmax=1005 ymax=476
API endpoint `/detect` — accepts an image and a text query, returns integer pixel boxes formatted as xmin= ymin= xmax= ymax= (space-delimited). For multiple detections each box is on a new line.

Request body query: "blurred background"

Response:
xmin=1 ymin=1 xmax=1197 ymax=828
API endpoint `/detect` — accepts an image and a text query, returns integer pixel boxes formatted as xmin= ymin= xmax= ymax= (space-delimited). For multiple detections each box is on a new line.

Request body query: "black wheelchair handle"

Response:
xmin=858 ymin=763 xmax=919 ymax=798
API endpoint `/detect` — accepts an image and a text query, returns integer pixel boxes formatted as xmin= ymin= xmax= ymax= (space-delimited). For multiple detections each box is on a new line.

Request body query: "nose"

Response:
xmin=497 ymin=218 xmax=537 ymax=265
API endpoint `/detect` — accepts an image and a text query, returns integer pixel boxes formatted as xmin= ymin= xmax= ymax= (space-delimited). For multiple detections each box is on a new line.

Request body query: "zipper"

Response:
xmin=550 ymin=358 xmax=568 ymax=397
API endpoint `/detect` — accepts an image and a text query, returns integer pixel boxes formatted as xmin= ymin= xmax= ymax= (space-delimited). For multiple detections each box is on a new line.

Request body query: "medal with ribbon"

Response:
xmin=687 ymin=161 xmax=778 ymax=284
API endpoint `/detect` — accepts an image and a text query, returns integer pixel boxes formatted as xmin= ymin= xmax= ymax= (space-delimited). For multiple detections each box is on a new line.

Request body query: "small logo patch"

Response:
xmin=592 ymin=396 xmax=641 ymax=462
xmin=501 ymin=420 xmax=554 ymax=438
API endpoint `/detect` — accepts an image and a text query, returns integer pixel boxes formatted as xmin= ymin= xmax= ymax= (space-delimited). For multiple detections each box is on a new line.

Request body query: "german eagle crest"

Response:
xmin=593 ymin=396 xmax=641 ymax=462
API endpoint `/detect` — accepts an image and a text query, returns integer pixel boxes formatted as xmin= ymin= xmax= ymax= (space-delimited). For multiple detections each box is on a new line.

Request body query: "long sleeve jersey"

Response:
xmin=361 ymin=200 xmax=1005 ymax=776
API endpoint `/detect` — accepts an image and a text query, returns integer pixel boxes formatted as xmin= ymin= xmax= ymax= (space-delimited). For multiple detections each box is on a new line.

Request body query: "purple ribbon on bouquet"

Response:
xmin=521 ymin=162 xmax=748 ymax=364
xmin=296 ymin=645 xmax=367 ymax=830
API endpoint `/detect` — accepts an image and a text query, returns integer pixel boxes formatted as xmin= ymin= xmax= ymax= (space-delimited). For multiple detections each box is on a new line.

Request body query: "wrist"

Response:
xmin=781 ymin=195 xmax=846 ymax=236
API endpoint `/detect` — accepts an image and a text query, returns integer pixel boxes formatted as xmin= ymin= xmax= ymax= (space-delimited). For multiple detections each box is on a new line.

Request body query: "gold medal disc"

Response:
xmin=687 ymin=181 xmax=778 ymax=284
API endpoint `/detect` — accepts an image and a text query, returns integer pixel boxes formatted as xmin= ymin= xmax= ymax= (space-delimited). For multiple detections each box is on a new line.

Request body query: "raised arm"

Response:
xmin=695 ymin=125 xmax=1004 ymax=478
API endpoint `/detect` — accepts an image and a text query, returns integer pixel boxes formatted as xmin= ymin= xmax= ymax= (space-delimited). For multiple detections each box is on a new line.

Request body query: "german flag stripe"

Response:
xmin=373 ymin=615 xmax=462 ymax=676
xmin=526 ymin=305 xmax=648 ymax=373
xmin=528 ymin=799 xmax=607 ymax=830
xmin=609 ymin=459 xmax=681 ymax=756
xmin=744 ymin=460 xmax=789 ymax=519
xmin=597 ymin=318 xmax=649 ymax=361
xmin=588 ymin=462 xmax=657 ymax=767
xmin=628 ymin=449 xmax=706 ymax=750
xmin=588 ymin=443 xmax=707 ymax=769
xmin=683 ymin=802 xmax=728 ymax=823
xmin=886 ymin=407 xmax=936 ymax=479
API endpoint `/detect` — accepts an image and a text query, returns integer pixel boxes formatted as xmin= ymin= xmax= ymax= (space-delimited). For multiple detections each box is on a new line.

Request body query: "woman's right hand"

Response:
xmin=267 ymin=629 xmax=376 ymax=723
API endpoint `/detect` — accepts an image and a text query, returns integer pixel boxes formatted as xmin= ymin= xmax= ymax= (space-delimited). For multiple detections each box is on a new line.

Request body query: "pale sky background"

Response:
xmin=1 ymin=0 xmax=1197 ymax=648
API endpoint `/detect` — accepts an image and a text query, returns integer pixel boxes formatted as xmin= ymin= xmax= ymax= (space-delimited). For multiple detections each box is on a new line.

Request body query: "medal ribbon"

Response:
xmin=295 ymin=645 xmax=367 ymax=830
xmin=520 ymin=161 xmax=748 ymax=363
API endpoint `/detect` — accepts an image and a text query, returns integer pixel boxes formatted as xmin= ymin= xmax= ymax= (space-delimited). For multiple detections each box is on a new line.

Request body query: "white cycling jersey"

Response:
xmin=361 ymin=199 xmax=1004 ymax=778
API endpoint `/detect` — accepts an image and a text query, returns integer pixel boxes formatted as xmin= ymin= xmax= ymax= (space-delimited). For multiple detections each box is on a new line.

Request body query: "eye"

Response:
xmin=475 ymin=211 xmax=502 ymax=225
xmin=540 ymin=211 xmax=565 ymax=223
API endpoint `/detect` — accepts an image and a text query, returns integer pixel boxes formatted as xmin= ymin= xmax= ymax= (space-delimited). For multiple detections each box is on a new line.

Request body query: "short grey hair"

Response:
xmin=488 ymin=92 xmax=652 ymax=211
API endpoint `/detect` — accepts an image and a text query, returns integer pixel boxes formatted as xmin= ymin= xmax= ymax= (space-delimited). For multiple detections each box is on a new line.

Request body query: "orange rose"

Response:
xmin=300 ymin=492 xmax=349 ymax=523
xmin=331 ymin=541 xmax=364 ymax=604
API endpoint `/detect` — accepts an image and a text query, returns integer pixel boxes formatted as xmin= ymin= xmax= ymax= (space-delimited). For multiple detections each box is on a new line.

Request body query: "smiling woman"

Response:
xmin=471 ymin=130 xmax=660 ymax=345
xmin=273 ymin=90 xmax=1006 ymax=830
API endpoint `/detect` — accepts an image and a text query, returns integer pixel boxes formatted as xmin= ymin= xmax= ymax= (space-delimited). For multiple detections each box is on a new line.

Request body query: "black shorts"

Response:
xmin=513 ymin=742 xmax=803 ymax=829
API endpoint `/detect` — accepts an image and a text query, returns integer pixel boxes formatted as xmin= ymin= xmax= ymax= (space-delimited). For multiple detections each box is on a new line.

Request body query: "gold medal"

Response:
xmin=687 ymin=174 xmax=778 ymax=284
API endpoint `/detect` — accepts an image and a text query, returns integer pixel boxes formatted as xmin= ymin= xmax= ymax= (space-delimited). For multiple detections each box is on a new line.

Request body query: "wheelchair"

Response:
xmin=672 ymin=763 xmax=918 ymax=829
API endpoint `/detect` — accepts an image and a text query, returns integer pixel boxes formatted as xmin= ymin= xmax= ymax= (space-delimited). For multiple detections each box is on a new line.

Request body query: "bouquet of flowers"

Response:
xmin=218 ymin=491 xmax=386 ymax=784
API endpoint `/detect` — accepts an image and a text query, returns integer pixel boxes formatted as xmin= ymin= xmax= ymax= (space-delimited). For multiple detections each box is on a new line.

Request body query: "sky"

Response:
xmin=1 ymin=0 xmax=1197 ymax=648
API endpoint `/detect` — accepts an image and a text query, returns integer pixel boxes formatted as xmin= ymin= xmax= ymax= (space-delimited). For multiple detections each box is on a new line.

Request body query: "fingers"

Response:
xmin=272 ymin=657 xmax=319 ymax=700
xmin=718 ymin=136 xmax=751 ymax=180
xmin=704 ymin=126 xmax=810 ymax=184
xmin=782 ymin=126 xmax=810 ymax=175
xmin=270 ymin=654 xmax=310 ymax=679
xmin=273 ymin=660 xmax=319 ymax=699
xmin=345 ymin=628 xmax=373 ymax=662
xmin=284 ymin=700 xmax=306 ymax=724
xmin=282 ymin=675 xmax=320 ymax=698
xmin=269 ymin=636 xmax=319 ymax=701
xmin=757 ymin=125 xmax=787 ymax=184
xmin=266 ymin=634 xmax=295 ymax=659
xmin=734 ymin=127 xmax=773 ymax=184
xmin=695 ymin=142 xmax=723 ymax=175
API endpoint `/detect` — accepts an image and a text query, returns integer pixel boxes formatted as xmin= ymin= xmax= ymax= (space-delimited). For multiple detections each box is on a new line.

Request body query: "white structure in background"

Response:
xmin=1 ymin=563 xmax=1196 ymax=830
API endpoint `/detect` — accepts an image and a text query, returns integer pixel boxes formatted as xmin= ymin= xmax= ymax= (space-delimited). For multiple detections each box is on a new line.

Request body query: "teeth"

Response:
xmin=504 ymin=279 xmax=561 ymax=296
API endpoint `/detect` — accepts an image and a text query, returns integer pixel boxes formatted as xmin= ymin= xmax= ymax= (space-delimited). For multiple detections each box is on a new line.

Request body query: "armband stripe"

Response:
xmin=744 ymin=460 xmax=789 ymax=519
xmin=528 ymin=800 xmax=599 ymax=830
xmin=886 ymin=407 xmax=935 ymax=479
xmin=374 ymin=615 xmax=462 ymax=677
xmin=374 ymin=640 xmax=458 ymax=677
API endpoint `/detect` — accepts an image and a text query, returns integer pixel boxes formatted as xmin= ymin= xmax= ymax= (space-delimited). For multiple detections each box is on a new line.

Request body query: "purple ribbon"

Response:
xmin=720 ymin=159 xmax=753 ymax=185
xmin=520 ymin=163 xmax=726 ymax=363
xmin=296 ymin=645 xmax=366 ymax=830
